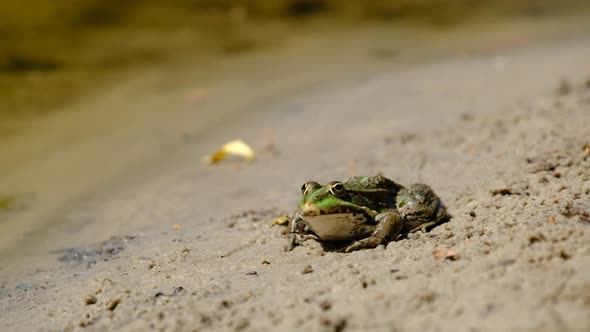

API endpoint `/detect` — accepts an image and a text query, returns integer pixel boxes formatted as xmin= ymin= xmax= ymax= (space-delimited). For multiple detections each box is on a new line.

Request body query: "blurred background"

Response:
xmin=2 ymin=0 xmax=590 ymax=128
xmin=1 ymin=0 xmax=590 ymax=269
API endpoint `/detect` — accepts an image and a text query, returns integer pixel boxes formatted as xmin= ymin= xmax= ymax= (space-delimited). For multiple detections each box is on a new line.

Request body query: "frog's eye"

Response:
xmin=328 ymin=182 xmax=345 ymax=196
xmin=301 ymin=181 xmax=321 ymax=197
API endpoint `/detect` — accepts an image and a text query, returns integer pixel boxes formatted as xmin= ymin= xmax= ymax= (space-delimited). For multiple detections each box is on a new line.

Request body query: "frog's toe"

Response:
xmin=344 ymin=237 xmax=381 ymax=252
xmin=284 ymin=234 xmax=301 ymax=251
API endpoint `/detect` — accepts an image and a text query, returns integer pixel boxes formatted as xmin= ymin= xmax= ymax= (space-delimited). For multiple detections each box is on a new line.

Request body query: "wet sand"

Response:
xmin=1 ymin=12 xmax=590 ymax=332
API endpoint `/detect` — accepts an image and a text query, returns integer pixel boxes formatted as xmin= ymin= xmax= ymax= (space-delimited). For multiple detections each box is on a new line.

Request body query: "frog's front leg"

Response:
xmin=344 ymin=210 xmax=404 ymax=252
xmin=285 ymin=212 xmax=306 ymax=251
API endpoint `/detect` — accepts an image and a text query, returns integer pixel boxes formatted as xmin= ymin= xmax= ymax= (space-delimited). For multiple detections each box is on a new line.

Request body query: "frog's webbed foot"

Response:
xmin=408 ymin=220 xmax=439 ymax=233
xmin=284 ymin=233 xmax=319 ymax=251
xmin=345 ymin=210 xmax=403 ymax=252
xmin=344 ymin=237 xmax=381 ymax=252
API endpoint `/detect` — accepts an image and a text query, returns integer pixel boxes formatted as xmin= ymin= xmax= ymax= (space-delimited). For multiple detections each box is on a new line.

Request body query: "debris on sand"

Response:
xmin=433 ymin=248 xmax=460 ymax=261
xmin=56 ymin=236 xmax=136 ymax=265
xmin=82 ymin=295 xmax=97 ymax=305
xmin=301 ymin=265 xmax=314 ymax=274
xmin=106 ymin=299 xmax=120 ymax=311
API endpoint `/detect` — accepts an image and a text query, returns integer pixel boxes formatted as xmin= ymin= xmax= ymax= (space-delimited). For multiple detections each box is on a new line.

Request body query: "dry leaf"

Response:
xmin=433 ymin=248 xmax=459 ymax=261
xmin=548 ymin=215 xmax=556 ymax=224
xmin=203 ymin=139 xmax=255 ymax=164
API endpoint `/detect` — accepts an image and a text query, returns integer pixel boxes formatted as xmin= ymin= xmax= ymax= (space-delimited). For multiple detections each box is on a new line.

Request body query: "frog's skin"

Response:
xmin=286 ymin=175 xmax=447 ymax=252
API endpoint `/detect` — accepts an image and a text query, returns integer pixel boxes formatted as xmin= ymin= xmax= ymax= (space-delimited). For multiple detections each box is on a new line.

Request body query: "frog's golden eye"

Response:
xmin=301 ymin=181 xmax=321 ymax=197
xmin=328 ymin=181 xmax=345 ymax=196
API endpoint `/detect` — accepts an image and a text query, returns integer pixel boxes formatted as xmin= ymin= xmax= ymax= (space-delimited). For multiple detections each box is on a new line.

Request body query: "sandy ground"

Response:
xmin=0 ymin=34 xmax=589 ymax=331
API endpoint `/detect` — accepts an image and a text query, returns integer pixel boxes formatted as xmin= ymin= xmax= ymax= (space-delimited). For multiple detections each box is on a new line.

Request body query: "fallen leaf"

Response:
xmin=548 ymin=215 xmax=556 ymax=224
xmin=433 ymin=248 xmax=459 ymax=261
xmin=203 ymin=139 xmax=255 ymax=164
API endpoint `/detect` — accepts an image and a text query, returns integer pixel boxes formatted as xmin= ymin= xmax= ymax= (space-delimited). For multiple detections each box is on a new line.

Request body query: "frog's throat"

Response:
xmin=304 ymin=213 xmax=375 ymax=241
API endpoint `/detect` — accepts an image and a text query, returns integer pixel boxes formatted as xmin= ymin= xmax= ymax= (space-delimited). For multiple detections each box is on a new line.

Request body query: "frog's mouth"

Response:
xmin=299 ymin=203 xmax=376 ymax=218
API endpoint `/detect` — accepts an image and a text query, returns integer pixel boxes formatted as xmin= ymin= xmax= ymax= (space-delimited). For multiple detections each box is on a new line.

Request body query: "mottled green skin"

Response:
xmin=287 ymin=175 xmax=447 ymax=252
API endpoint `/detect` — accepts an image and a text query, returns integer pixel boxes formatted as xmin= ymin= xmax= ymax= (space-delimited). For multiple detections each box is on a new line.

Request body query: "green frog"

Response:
xmin=286 ymin=175 xmax=447 ymax=252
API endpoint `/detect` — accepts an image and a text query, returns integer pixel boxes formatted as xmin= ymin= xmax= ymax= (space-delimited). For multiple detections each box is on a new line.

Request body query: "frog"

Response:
xmin=286 ymin=175 xmax=447 ymax=252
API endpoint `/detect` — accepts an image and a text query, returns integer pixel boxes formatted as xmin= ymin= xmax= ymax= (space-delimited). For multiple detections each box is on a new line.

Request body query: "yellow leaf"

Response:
xmin=204 ymin=139 xmax=255 ymax=164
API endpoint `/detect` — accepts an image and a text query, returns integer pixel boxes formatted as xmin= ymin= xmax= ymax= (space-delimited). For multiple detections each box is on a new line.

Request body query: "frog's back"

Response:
xmin=344 ymin=175 xmax=401 ymax=211
xmin=344 ymin=175 xmax=402 ymax=191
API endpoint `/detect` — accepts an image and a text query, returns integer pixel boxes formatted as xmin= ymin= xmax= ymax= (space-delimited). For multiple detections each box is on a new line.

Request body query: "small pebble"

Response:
xmin=301 ymin=265 xmax=314 ymax=274
xmin=106 ymin=299 xmax=120 ymax=311
xmin=82 ymin=295 xmax=97 ymax=305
